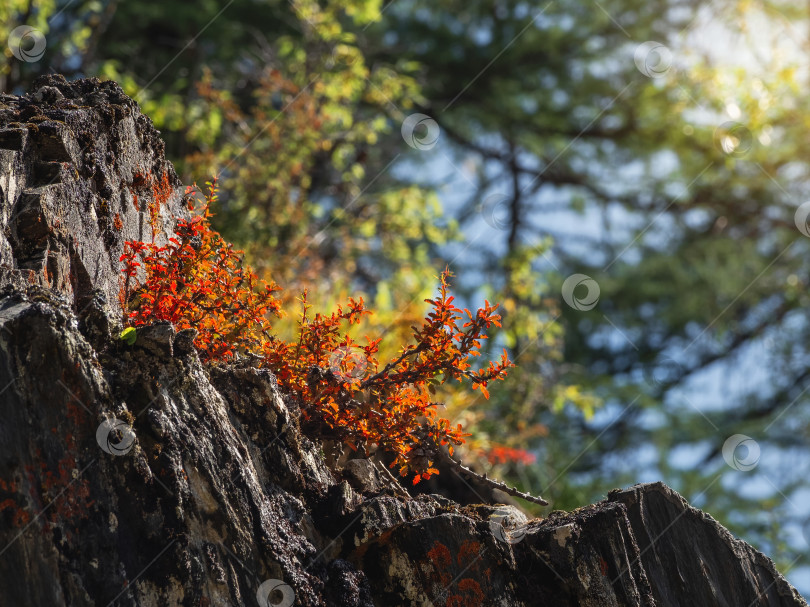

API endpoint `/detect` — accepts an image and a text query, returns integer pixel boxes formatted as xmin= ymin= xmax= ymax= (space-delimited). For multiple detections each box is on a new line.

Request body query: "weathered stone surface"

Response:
xmin=0 ymin=74 xmax=186 ymax=318
xmin=0 ymin=76 xmax=805 ymax=607
xmin=610 ymin=483 xmax=807 ymax=607
xmin=342 ymin=459 xmax=385 ymax=495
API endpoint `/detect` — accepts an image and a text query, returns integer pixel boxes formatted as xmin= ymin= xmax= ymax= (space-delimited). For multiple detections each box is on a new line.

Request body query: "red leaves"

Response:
xmin=263 ymin=267 xmax=513 ymax=483
xmin=120 ymin=196 xmax=515 ymax=484
xmin=482 ymin=445 xmax=536 ymax=466
xmin=119 ymin=180 xmax=282 ymax=361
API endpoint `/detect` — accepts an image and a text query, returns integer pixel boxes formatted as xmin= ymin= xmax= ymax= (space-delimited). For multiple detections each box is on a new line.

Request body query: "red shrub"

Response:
xmin=120 ymin=181 xmax=514 ymax=481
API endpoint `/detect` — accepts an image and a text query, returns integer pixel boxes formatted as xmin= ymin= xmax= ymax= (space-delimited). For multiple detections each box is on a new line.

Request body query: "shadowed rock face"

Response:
xmin=0 ymin=75 xmax=805 ymax=607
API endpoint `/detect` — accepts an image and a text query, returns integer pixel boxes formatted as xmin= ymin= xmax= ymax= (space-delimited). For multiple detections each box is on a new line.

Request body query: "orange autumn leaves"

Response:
xmin=119 ymin=183 xmax=282 ymax=360
xmin=120 ymin=182 xmax=514 ymax=482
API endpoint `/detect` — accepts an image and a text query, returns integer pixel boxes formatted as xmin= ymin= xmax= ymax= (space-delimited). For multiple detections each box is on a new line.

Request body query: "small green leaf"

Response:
xmin=120 ymin=327 xmax=137 ymax=345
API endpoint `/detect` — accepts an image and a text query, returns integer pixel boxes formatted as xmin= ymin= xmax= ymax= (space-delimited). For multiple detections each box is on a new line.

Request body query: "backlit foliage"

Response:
xmin=482 ymin=444 xmax=536 ymax=467
xmin=120 ymin=182 xmax=513 ymax=481
xmin=120 ymin=181 xmax=282 ymax=360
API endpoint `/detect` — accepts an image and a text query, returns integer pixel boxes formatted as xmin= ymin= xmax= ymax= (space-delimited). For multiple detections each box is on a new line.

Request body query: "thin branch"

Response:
xmin=441 ymin=451 xmax=549 ymax=506
xmin=373 ymin=458 xmax=412 ymax=500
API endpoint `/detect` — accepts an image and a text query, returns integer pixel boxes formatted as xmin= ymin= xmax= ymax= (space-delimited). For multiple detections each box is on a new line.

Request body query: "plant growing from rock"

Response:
xmin=120 ymin=181 xmax=282 ymax=360
xmin=120 ymin=181 xmax=547 ymax=503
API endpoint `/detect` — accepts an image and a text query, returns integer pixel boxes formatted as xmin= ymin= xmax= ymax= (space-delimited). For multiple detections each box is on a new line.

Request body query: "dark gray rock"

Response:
xmin=342 ymin=458 xmax=386 ymax=495
xmin=0 ymin=74 xmax=187 ymax=319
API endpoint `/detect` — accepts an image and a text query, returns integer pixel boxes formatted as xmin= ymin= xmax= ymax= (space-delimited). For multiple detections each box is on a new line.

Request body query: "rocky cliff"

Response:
xmin=0 ymin=75 xmax=805 ymax=607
